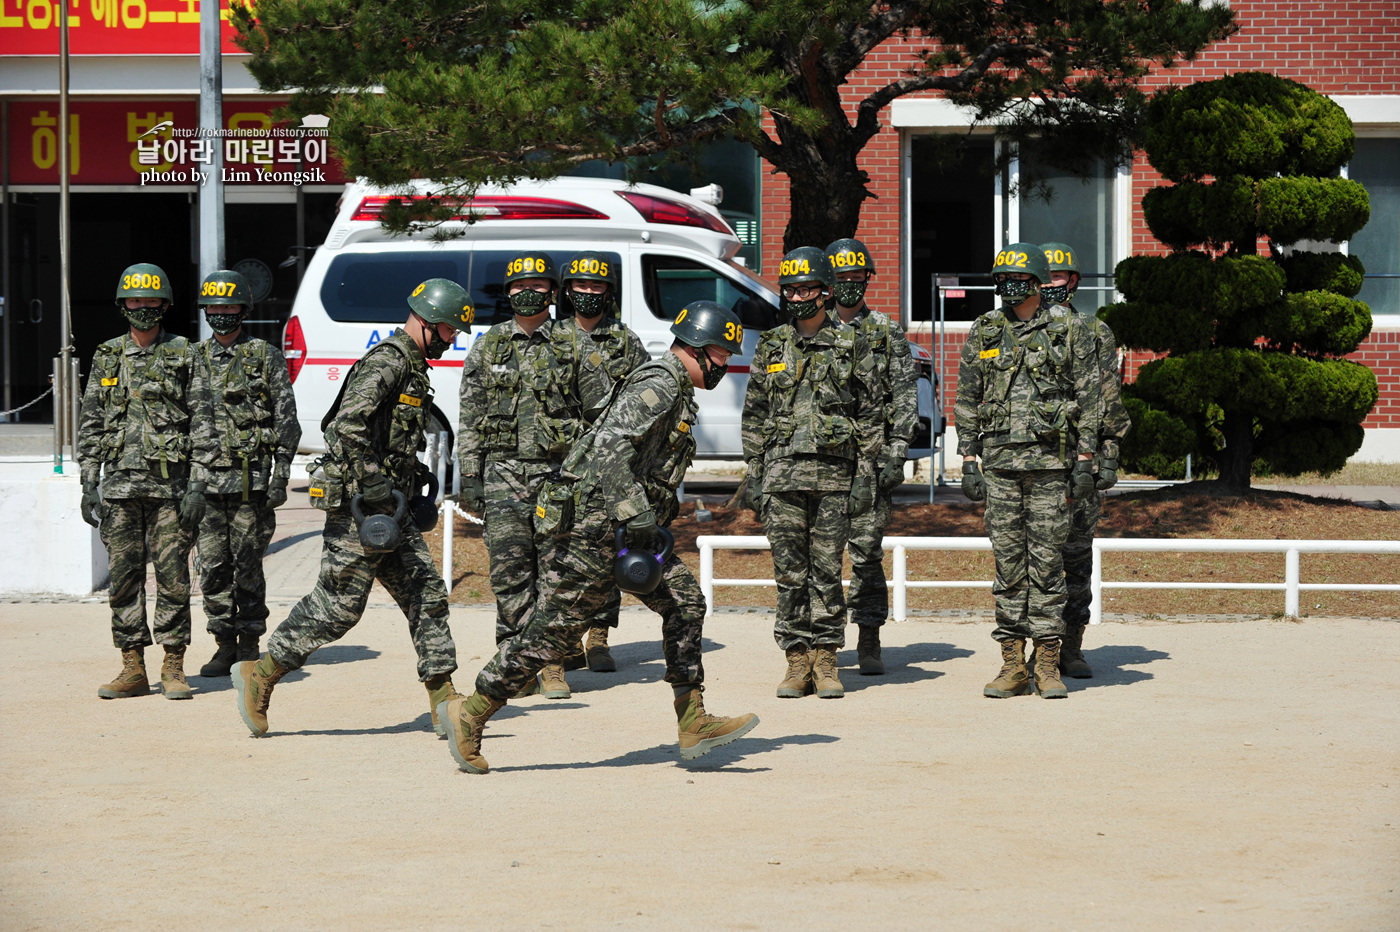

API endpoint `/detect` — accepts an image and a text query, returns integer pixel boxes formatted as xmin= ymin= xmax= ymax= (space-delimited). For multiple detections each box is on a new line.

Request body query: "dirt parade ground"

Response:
xmin=1 ymin=598 xmax=1397 ymax=930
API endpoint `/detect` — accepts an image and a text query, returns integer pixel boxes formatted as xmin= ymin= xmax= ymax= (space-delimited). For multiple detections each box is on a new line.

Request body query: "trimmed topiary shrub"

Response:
xmin=1110 ymin=72 xmax=1377 ymax=489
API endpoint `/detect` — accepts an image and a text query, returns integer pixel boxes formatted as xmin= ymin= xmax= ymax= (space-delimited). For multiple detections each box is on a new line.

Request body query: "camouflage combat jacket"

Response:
xmin=845 ymin=305 xmax=919 ymax=464
xmin=193 ymin=333 xmax=301 ymax=498
xmin=1068 ymin=302 xmax=1132 ymax=462
xmin=322 ymin=329 xmax=433 ymax=497
xmin=457 ymin=317 xmax=607 ymax=479
xmin=954 ymin=303 xmax=1101 ymax=471
xmin=77 ymin=329 xmax=213 ymax=499
xmin=566 ymin=315 xmax=650 ymax=414
xmin=561 ymin=352 xmax=697 ymax=527
xmin=741 ymin=314 xmax=883 ymax=493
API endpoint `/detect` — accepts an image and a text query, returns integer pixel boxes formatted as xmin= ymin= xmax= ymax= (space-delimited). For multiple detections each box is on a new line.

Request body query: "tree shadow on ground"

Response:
xmin=490 ymin=731 xmax=837 ymax=774
xmin=1071 ymin=644 xmax=1170 ymax=690
xmin=305 ymin=644 xmax=382 ymax=666
xmin=837 ymin=641 xmax=975 ymax=694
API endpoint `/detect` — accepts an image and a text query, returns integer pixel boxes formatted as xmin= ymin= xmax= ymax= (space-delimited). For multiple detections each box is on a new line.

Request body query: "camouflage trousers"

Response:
xmin=196 ymin=491 xmax=276 ymax=640
xmin=846 ymin=487 xmax=893 ymax=627
xmin=476 ymin=504 xmax=704 ymax=700
xmin=483 ymin=464 xmax=554 ymax=643
xmin=98 ymin=496 xmax=194 ymax=650
xmin=266 ymin=507 xmax=457 ymax=682
xmin=984 ymin=469 xmax=1071 ymax=643
xmin=1063 ymin=486 xmax=1102 ymax=629
xmin=765 ymin=489 xmax=849 ymax=651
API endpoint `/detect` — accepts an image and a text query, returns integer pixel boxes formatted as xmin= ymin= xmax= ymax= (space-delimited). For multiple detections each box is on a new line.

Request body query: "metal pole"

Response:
xmin=295 ymin=154 xmax=306 ymax=283
xmin=937 ymin=278 xmax=947 ymax=489
xmin=69 ymin=356 xmax=79 ymax=471
xmin=59 ymin=5 xmax=73 ymax=456
xmin=1284 ymin=547 xmax=1300 ymax=618
xmin=893 ymin=545 xmax=907 ymax=622
xmin=2 ymin=98 xmax=11 ymax=421
xmin=51 ymin=358 xmax=61 ymax=471
xmin=198 ymin=0 xmax=225 ymax=341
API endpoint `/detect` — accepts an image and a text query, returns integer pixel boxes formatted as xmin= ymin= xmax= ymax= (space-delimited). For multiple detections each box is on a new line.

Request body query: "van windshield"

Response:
xmin=320 ymin=253 xmax=467 ymax=323
xmin=641 ymin=254 xmax=779 ymax=331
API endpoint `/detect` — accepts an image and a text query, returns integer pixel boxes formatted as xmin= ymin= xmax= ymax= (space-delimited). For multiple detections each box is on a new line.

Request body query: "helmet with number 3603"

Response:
xmin=990 ymin=242 xmax=1051 ymax=301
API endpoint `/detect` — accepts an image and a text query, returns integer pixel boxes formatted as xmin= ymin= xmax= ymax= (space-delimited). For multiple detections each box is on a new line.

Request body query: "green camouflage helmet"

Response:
xmin=825 ymin=238 xmax=875 ymax=275
xmin=408 ymin=278 xmax=475 ymax=330
xmin=560 ymin=251 xmax=618 ymax=289
xmin=778 ymin=246 xmax=834 ymax=288
xmin=671 ymin=300 xmax=744 ymax=355
xmin=115 ymin=262 xmax=173 ymax=308
xmin=502 ymin=252 xmax=558 ymax=286
xmin=197 ymin=269 xmax=252 ymax=307
xmin=1039 ymin=241 xmax=1080 ymax=304
xmin=990 ymin=242 xmax=1050 ymax=301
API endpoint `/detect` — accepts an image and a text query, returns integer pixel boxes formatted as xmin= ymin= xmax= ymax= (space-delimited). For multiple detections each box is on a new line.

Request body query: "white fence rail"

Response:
xmin=695 ymin=534 xmax=1400 ymax=623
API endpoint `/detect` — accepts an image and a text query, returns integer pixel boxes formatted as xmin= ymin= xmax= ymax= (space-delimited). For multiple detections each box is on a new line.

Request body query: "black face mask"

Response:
xmin=569 ymin=288 xmax=609 ymax=319
xmin=425 ymin=328 xmax=453 ymax=360
xmin=832 ymin=280 xmax=868 ymax=309
xmin=782 ymin=296 xmax=825 ymax=321
xmin=692 ymin=347 xmax=728 ymax=389
xmin=205 ymin=308 xmax=244 ymax=335
xmin=509 ymin=289 xmax=551 ymax=315
xmin=123 ymin=305 xmax=165 ymax=331
xmin=994 ymin=276 xmax=1039 ymax=303
xmin=1039 ymin=284 xmax=1070 ymax=305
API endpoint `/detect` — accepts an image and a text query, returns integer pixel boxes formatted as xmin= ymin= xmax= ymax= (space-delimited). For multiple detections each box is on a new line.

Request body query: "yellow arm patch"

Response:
xmin=677 ymin=421 xmax=690 ymax=433
xmin=536 ymin=504 xmax=547 ymax=519
xmin=979 ymin=348 xmax=1000 ymax=360
xmin=309 ymin=486 xmax=325 ymax=498
xmin=398 ymin=394 xmax=423 ymax=407
xmin=766 ymin=363 xmax=786 ymax=373
xmin=101 ymin=377 xmax=119 ymax=386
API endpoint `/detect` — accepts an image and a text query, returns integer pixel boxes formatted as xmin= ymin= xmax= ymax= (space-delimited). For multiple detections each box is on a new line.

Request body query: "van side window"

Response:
xmin=472 ymin=250 xmax=622 ymax=327
xmin=320 ymin=254 xmax=463 ymax=323
xmin=641 ymin=254 xmax=777 ymax=330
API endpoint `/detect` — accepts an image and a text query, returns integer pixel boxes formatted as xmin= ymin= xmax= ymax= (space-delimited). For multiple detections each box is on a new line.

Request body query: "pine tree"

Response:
xmin=1104 ymin=72 xmax=1378 ymax=491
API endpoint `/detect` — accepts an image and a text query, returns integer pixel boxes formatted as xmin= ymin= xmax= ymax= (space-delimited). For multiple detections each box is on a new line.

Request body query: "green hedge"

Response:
xmin=1256 ymin=177 xmax=1370 ymax=244
xmin=1277 ymin=251 xmax=1365 ymax=296
xmin=1254 ymin=418 xmax=1365 ymax=476
xmin=1142 ymin=177 xmax=1255 ymax=249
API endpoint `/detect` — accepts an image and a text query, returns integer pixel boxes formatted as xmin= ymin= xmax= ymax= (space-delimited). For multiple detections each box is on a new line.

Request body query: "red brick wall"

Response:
xmin=759 ymin=1 xmax=1400 ymax=432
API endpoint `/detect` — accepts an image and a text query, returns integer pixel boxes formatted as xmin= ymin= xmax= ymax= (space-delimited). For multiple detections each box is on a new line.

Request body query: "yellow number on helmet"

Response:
xmin=459 ymin=305 xmax=474 ymax=324
xmin=412 ymin=283 xmax=426 ymax=297
xmin=1013 ymin=252 xmax=1027 ymax=267
xmin=675 ymin=308 xmax=688 ymax=325
xmin=599 ymin=261 xmax=608 ymax=276
xmin=857 ymin=253 xmax=866 ymax=266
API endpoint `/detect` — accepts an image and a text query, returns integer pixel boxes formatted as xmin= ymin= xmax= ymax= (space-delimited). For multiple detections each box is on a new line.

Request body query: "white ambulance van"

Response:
xmin=283 ymin=176 xmax=940 ymax=462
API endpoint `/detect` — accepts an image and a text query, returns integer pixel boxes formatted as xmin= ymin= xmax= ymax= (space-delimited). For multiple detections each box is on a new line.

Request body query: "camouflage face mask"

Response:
xmin=205 ymin=309 xmax=244 ymax=335
xmin=694 ymin=348 xmax=729 ymax=390
xmin=424 ymin=329 xmax=453 ymax=360
xmin=832 ymin=280 xmax=868 ymax=309
xmin=1039 ymin=284 xmax=1069 ymax=306
xmin=569 ymin=288 xmax=609 ymax=319
xmin=993 ymin=276 xmax=1039 ymax=302
xmin=509 ymin=289 xmax=551 ymax=315
xmin=123 ymin=306 xmax=165 ymax=331
xmin=783 ymin=296 xmax=824 ymax=321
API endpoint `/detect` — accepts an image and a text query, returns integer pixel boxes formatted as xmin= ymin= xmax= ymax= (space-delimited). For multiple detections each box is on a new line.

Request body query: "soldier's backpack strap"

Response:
xmin=318 ymin=338 xmax=413 ymax=433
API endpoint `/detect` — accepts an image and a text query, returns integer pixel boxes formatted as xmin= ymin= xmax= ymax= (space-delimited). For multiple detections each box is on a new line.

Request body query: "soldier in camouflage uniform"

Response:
xmin=439 ymin=301 xmax=758 ymax=773
xmin=190 ymin=269 xmax=301 ymax=677
xmin=556 ymin=250 xmax=649 ymax=673
xmin=742 ymin=247 xmax=883 ymax=700
xmin=231 ymin=279 xmax=473 ymax=738
xmin=826 ymin=238 xmax=919 ymax=675
xmin=457 ymin=253 xmax=607 ymax=700
xmin=955 ymin=244 xmax=1100 ymax=700
xmin=78 ymin=263 xmax=215 ymax=701
xmin=1040 ymin=242 xmax=1131 ymax=678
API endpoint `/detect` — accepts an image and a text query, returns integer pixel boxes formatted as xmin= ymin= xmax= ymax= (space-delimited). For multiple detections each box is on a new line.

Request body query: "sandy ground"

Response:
xmin=1 ymin=601 xmax=1397 ymax=930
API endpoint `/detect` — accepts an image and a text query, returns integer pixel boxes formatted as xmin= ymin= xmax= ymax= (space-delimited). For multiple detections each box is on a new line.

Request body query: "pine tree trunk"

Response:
xmin=1217 ymin=409 xmax=1253 ymax=493
xmin=782 ymin=169 xmax=869 ymax=253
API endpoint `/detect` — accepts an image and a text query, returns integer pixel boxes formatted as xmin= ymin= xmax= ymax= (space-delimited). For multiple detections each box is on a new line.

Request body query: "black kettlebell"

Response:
xmin=613 ymin=525 xmax=675 ymax=595
xmin=350 ymin=490 xmax=408 ymax=553
xmin=409 ymin=471 xmax=440 ymax=533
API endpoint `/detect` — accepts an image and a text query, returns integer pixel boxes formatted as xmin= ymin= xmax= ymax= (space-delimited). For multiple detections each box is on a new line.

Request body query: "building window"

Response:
xmin=1348 ymin=137 xmax=1400 ymax=319
xmin=1015 ymin=142 xmax=1120 ymax=313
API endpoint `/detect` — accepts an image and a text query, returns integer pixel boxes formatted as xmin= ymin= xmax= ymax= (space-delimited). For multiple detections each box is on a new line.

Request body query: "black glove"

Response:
xmin=961 ymin=462 xmax=986 ymax=502
xmin=461 ymin=476 xmax=485 ymax=514
xmin=360 ymin=472 xmax=395 ymax=514
xmin=848 ymin=475 xmax=875 ymax=517
xmin=1095 ymin=456 xmax=1120 ymax=491
xmin=625 ymin=510 xmax=662 ymax=551
xmin=266 ymin=475 xmax=289 ymax=508
xmin=1070 ymin=459 xmax=1096 ymax=501
xmin=81 ymin=482 xmax=103 ymax=528
xmin=178 ymin=481 xmax=207 ymax=531
xmin=878 ymin=458 xmax=905 ymax=493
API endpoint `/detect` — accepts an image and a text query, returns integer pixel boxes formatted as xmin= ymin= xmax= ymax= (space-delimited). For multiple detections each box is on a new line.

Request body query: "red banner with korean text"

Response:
xmin=7 ymin=99 xmax=349 ymax=185
xmin=0 ymin=0 xmax=245 ymax=55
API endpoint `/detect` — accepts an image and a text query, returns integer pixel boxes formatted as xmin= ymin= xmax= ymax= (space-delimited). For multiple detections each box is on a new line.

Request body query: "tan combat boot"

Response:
xmin=586 ymin=626 xmax=617 ymax=673
xmin=675 ymin=688 xmax=760 ymax=761
xmin=439 ymin=692 xmax=505 ymax=774
xmin=160 ymin=646 xmax=193 ymax=700
xmin=231 ymin=653 xmax=288 ymax=737
xmin=812 ymin=646 xmax=845 ymax=699
xmin=856 ymin=625 xmax=884 ymax=675
xmin=1060 ymin=623 xmax=1093 ymax=678
xmin=984 ymin=638 xmax=1031 ymax=698
xmin=199 ymin=638 xmax=238 ymax=677
xmin=775 ymin=647 xmax=814 ymax=698
xmin=425 ymin=673 xmax=462 ymax=737
xmin=1032 ymin=639 xmax=1069 ymax=699
xmin=98 ymin=648 xmax=149 ymax=699
xmin=562 ymin=638 xmax=588 ymax=671
xmin=539 ymin=663 xmax=571 ymax=699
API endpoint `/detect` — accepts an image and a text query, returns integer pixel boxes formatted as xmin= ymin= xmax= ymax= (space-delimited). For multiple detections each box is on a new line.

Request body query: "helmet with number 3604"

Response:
xmin=990 ymin=242 xmax=1051 ymax=301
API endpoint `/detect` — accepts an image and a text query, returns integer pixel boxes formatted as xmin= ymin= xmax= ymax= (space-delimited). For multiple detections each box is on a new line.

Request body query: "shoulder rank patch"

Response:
xmin=640 ymin=388 xmax=660 ymax=407
xmin=588 ymin=351 xmax=603 ymax=367
xmin=398 ymin=393 xmax=422 ymax=406
xmin=677 ymin=421 xmax=690 ymax=433
xmin=535 ymin=504 xmax=547 ymax=519
xmin=767 ymin=363 xmax=787 ymax=373
xmin=101 ymin=377 xmax=119 ymax=386
xmin=979 ymin=348 xmax=1000 ymax=360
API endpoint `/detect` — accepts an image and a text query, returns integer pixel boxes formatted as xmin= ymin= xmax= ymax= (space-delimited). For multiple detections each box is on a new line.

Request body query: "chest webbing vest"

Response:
xmin=976 ymin=307 xmax=1076 ymax=455
xmin=204 ymin=339 xmax=275 ymax=498
xmin=91 ymin=335 xmax=192 ymax=478
xmin=479 ymin=323 xmax=585 ymax=462
xmin=324 ymin=337 xmax=433 ymax=489
xmin=757 ymin=324 xmax=859 ymax=461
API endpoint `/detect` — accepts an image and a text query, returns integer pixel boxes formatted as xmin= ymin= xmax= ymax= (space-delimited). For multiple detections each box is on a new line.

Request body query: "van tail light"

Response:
xmin=284 ymin=315 xmax=306 ymax=383
xmin=350 ymin=195 xmax=608 ymax=222
xmin=616 ymin=191 xmax=733 ymax=235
